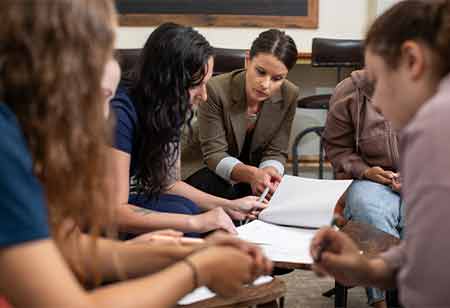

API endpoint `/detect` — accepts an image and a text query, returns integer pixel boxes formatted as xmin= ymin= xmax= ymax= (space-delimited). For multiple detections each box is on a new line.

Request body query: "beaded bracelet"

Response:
xmin=182 ymin=258 xmax=199 ymax=289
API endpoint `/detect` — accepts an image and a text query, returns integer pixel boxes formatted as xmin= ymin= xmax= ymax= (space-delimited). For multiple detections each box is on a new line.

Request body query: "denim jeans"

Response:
xmin=345 ymin=180 xmax=405 ymax=305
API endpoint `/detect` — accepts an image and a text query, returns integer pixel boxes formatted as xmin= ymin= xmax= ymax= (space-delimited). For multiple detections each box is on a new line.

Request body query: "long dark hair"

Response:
xmin=129 ymin=22 xmax=213 ymax=199
xmin=365 ymin=0 xmax=450 ymax=78
xmin=249 ymin=29 xmax=298 ymax=70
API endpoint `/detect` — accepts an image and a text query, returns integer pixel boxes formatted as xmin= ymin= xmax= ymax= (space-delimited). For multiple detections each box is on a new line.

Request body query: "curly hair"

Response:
xmin=0 ymin=0 xmax=116 ymax=285
xmin=129 ymin=23 xmax=213 ymax=199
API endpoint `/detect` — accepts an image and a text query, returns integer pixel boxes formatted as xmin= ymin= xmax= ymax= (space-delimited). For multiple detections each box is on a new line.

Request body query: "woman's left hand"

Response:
xmin=224 ymin=196 xmax=268 ymax=220
xmin=231 ymin=196 xmax=268 ymax=213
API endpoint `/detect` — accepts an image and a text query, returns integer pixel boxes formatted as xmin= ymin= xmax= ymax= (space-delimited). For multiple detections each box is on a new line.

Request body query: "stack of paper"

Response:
xmin=259 ymin=175 xmax=352 ymax=228
xmin=237 ymin=176 xmax=352 ymax=264
xmin=237 ymin=220 xmax=315 ymax=264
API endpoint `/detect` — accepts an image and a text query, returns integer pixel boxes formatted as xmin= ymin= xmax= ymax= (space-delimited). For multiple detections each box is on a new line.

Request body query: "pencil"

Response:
xmin=314 ymin=215 xmax=339 ymax=263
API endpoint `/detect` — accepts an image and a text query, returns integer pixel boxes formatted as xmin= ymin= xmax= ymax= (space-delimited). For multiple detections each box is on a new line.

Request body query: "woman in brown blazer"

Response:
xmin=186 ymin=29 xmax=300 ymax=201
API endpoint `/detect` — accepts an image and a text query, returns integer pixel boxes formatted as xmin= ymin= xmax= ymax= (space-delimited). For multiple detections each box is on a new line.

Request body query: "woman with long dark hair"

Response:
xmin=0 ymin=1 xmax=272 ymax=306
xmin=186 ymin=29 xmax=299 ymax=200
xmin=311 ymin=1 xmax=450 ymax=306
xmin=110 ymin=23 xmax=266 ymax=237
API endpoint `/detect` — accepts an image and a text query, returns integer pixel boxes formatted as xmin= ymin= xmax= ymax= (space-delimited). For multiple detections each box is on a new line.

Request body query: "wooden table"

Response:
xmin=335 ymin=221 xmax=401 ymax=308
xmin=271 ymin=221 xmax=401 ymax=308
xmin=177 ymin=277 xmax=286 ymax=308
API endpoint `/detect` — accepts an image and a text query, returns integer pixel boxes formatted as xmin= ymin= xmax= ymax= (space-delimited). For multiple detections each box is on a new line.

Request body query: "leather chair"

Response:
xmin=291 ymin=38 xmax=363 ymax=178
xmin=211 ymin=47 xmax=246 ymax=76
xmin=115 ymin=47 xmax=246 ymax=79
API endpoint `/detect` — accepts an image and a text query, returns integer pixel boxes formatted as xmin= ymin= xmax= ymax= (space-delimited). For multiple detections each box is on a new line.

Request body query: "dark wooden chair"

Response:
xmin=291 ymin=38 xmax=363 ymax=178
xmin=333 ymin=221 xmax=402 ymax=308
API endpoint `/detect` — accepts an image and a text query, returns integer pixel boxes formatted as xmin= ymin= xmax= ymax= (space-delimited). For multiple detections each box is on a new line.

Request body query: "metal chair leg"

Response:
xmin=335 ymin=281 xmax=348 ymax=308
xmin=322 ymin=287 xmax=335 ymax=298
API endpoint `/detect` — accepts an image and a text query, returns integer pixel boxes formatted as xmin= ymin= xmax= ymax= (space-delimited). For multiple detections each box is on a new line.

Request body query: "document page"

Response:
xmin=237 ymin=220 xmax=316 ymax=264
xmin=259 ymin=175 xmax=352 ymax=228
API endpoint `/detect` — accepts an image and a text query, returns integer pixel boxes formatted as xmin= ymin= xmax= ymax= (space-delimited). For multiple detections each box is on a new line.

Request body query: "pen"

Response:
xmin=313 ymin=215 xmax=339 ymax=263
xmin=244 ymin=186 xmax=270 ymax=225
xmin=258 ymin=186 xmax=270 ymax=203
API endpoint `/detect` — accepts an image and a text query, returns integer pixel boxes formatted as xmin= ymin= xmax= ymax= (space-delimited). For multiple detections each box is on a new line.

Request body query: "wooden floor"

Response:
xmin=278 ymin=270 xmax=370 ymax=308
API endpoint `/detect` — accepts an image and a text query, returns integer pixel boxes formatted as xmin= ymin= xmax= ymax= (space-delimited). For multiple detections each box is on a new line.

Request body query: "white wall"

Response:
xmin=376 ymin=0 xmax=400 ymax=15
xmin=117 ymin=0 xmax=370 ymax=52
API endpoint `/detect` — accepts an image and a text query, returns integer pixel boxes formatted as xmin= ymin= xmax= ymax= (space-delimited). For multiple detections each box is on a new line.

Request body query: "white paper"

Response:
xmin=237 ymin=220 xmax=316 ymax=264
xmin=259 ymin=175 xmax=352 ymax=228
xmin=177 ymin=275 xmax=273 ymax=306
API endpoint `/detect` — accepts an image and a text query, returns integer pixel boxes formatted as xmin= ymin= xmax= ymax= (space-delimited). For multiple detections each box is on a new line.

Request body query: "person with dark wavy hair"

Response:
xmin=185 ymin=29 xmax=299 ymax=201
xmin=110 ymin=23 xmax=266 ymax=238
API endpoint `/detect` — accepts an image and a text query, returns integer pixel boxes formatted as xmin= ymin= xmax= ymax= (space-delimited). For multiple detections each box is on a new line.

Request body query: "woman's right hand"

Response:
xmin=250 ymin=167 xmax=281 ymax=197
xmin=190 ymin=207 xmax=237 ymax=234
xmin=310 ymin=227 xmax=371 ymax=286
xmin=363 ymin=166 xmax=396 ymax=185
xmin=188 ymin=246 xmax=264 ymax=297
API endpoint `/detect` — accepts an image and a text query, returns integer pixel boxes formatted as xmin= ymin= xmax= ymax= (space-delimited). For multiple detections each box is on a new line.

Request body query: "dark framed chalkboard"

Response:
xmin=117 ymin=0 xmax=319 ymax=28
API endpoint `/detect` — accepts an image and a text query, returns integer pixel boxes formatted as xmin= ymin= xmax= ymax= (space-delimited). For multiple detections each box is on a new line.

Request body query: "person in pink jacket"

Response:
xmin=311 ymin=1 xmax=450 ymax=307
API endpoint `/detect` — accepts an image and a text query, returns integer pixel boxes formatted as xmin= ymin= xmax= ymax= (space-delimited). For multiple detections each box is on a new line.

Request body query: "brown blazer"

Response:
xmin=323 ymin=70 xmax=400 ymax=179
xmin=198 ymin=69 xmax=299 ymax=173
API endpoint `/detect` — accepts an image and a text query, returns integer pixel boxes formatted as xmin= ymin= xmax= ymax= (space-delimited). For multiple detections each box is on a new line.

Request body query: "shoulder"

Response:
xmin=0 ymin=104 xmax=49 ymax=246
xmin=110 ymin=86 xmax=138 ymax=125
xmin=281 ymin=79 xmax=300 ymax=105
xmin=207 ymin=69 xmax=244 ymax=97
xmin=405 ymin=80 xmax=450 ymax=141
xmin=402 ymin=77 xmax=450 ymax=177
xmin=331 ymin=77 xmax=357 ymax=106
xmin=0 ymin=104 xmax=32 ymax=166
xmin=208 ymin=70 xmax=237 ymax=88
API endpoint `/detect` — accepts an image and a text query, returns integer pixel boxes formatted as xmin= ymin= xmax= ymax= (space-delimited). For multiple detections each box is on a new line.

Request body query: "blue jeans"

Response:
xmin=345 ymin=180 xmax=405 ymax=305
xmin=128 ymin=193 xmax=202 ymax=238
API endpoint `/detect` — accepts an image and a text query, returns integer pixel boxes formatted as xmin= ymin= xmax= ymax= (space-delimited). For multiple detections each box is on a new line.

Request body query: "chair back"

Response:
xmin=212 ymin=47 xmax=246 ymax=76
xmin=115 ymin=47 xmax=246 ymax=80
xmin=311 ymin=38 xmax=364 ymax=68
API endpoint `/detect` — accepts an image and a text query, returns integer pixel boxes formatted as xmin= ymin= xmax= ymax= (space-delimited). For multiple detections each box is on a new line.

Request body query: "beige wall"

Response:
xmin=117 ymin=0 xmax=371 ymax=52
xmin=116 ymin=0 xmax=400 ymax=159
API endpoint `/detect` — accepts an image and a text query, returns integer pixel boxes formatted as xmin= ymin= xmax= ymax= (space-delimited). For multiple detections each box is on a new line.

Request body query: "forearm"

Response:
xmin=167 ymin=181 xmax=232 ymax=211
xmin=89 ymin=261 xmax=196 ymax=308
xmin=230 ymin=163 xmax=258 ymax=184
xmin=79 ymin=234 xmax=194 ymax=283
xmin=115 ymin=204 xmax=197 ymax=234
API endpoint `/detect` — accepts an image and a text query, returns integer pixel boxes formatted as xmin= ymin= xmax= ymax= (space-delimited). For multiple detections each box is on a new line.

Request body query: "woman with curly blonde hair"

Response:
xmin=0 ymin=1 xmax=271 ymax=307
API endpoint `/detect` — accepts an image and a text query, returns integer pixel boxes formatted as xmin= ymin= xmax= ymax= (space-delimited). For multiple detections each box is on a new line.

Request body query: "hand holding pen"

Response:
xmin=390 ymin=173 xmax=402 ymax=193
xmin=243 ymin=186 xmax=270 ymax=224
xmin=310 ymin=222 xmax=370 ymax=286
